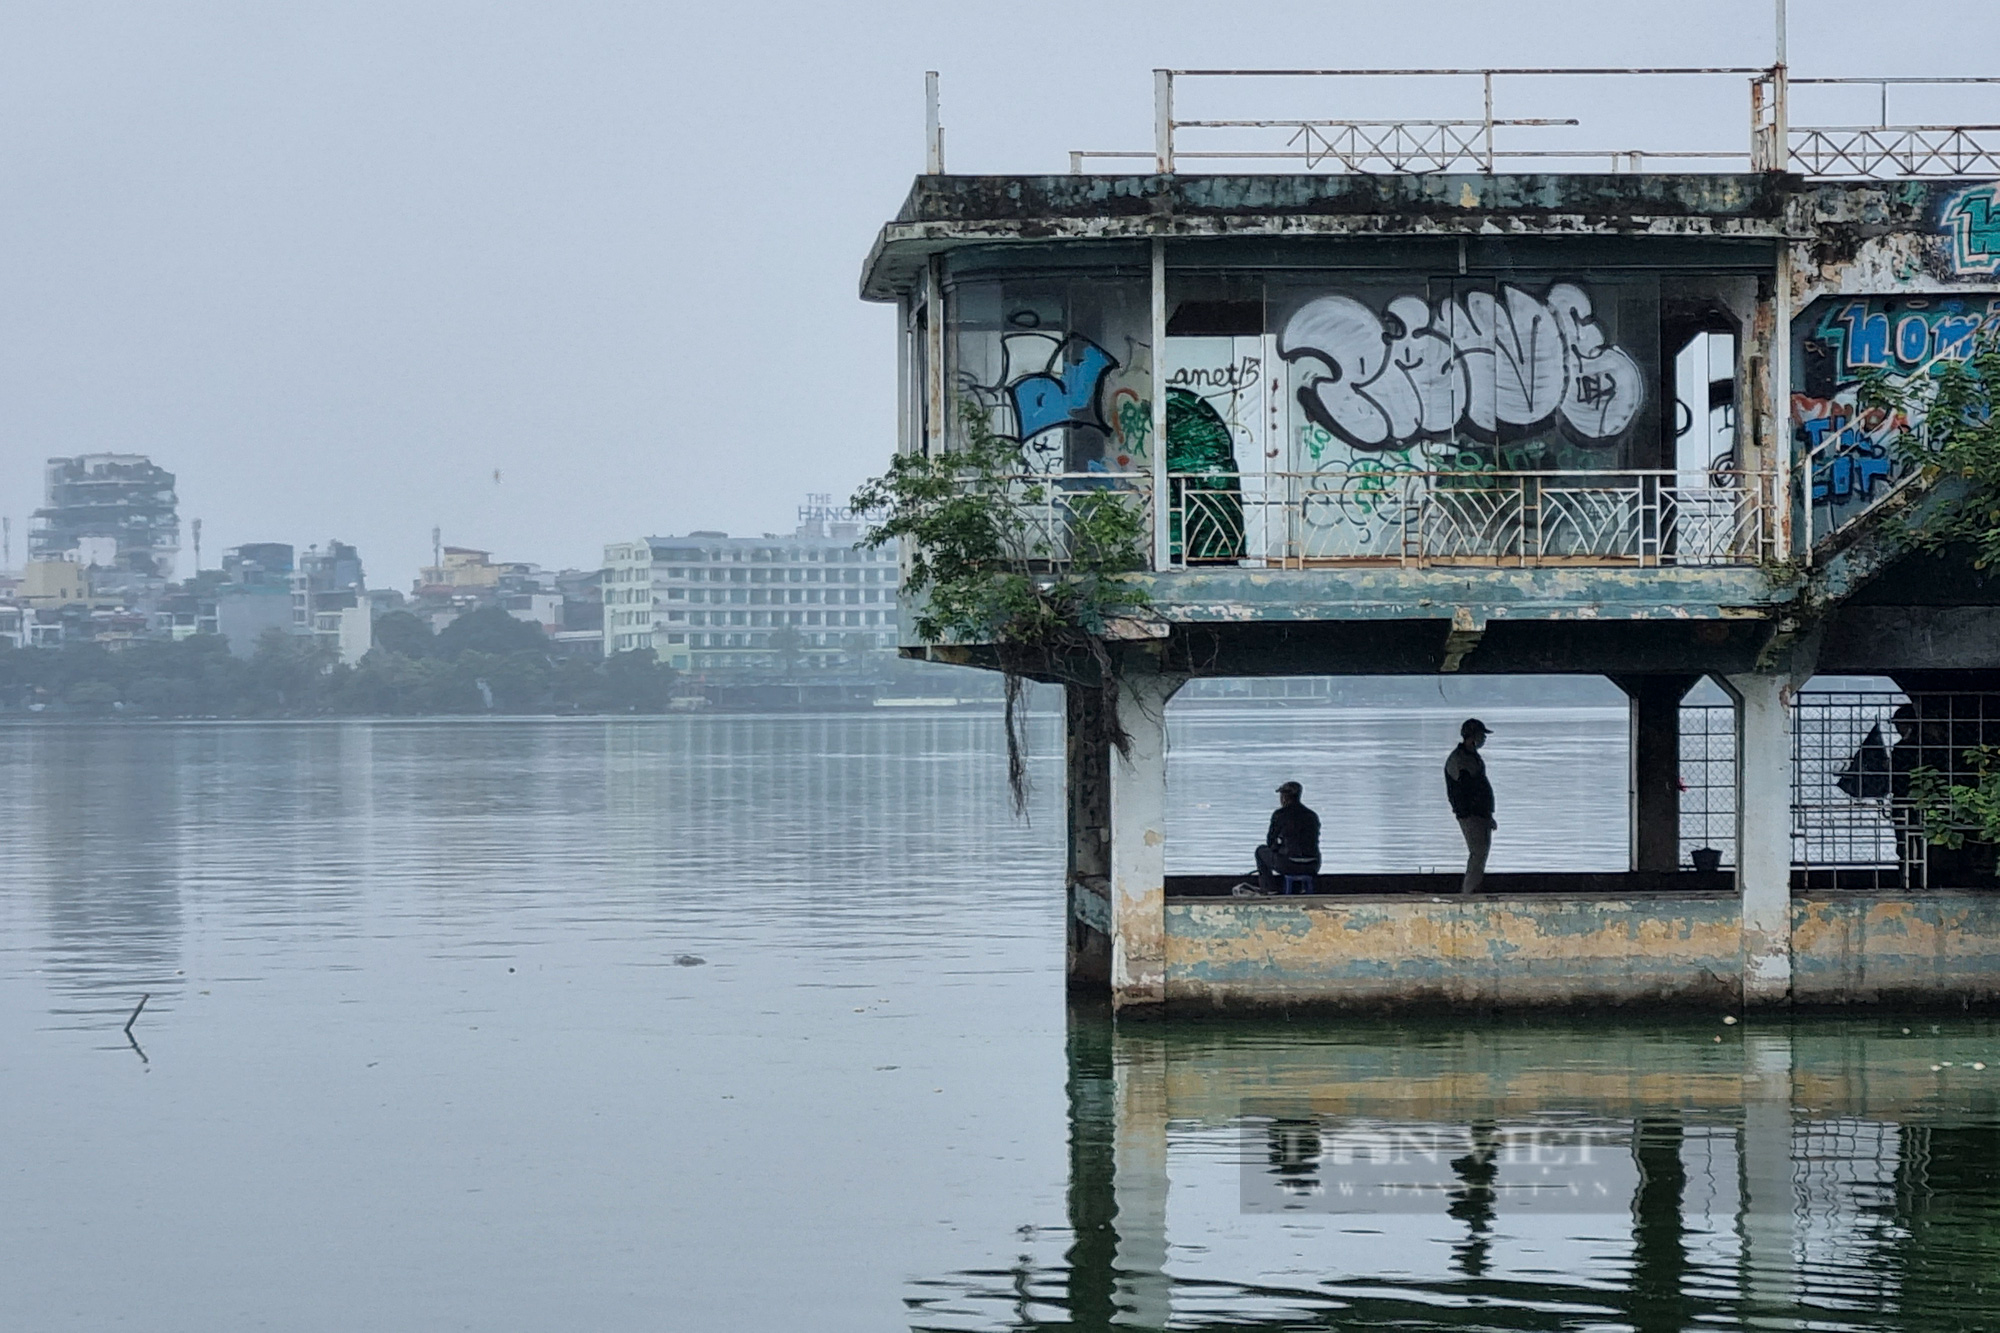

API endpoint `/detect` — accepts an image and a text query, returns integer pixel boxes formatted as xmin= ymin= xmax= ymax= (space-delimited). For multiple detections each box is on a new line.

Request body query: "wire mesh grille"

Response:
xmin=1682 ymin=690 xmax=2000 ymax=885
xmin=1680 ymin=702 xmax=1737 ymax=869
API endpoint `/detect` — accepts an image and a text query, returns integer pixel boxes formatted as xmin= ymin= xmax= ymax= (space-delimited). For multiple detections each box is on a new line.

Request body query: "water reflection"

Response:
xmin=914 ymin=1015 xmax=2000 ymax=1332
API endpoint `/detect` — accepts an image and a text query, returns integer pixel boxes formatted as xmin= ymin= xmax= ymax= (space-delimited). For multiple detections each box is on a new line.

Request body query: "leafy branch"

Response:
xmin=852 ymin=400 xmax=1156 ymax=812
xmin=1909 ymin=748 xmax=2000 ymax=862
xmin=1862 ymin=326 xmax=2000 ymax=568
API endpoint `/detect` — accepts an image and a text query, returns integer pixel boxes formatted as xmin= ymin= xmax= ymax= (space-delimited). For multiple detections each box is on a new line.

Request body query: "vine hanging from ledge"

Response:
xmin=852 ymin=401 xmax=1157 ymax=813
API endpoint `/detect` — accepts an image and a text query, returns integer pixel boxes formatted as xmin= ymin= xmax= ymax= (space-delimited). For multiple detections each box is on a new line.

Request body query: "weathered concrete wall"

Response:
xmin=1163 ymin=893 xmax=1743 ymax=1011
xmin=1793 ymin=894 xmax=2000 ymax=1005
xmin=1160 ymin=891 xmax=2000 ymax=1010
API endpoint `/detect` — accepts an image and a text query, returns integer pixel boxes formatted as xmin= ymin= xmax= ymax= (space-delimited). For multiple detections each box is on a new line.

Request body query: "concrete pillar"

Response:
xmin=1108 ymin=671 xmax=1184 ymax=1011
xmin=1721 ymin=672 xmax=1795 ymax=1005
xmin=1067 ymin=683 xmax=1113 ymax=992
xmin=1610 ymin=674 xmax=1700 ymax=873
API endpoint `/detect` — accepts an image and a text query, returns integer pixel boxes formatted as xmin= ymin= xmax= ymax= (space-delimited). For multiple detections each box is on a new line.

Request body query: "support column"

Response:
xmin=1067 ymin=683 xmax=1113 ymax=992
xmin=1610 ymin=674 xmax=1700 ymax=873
xmin=1721 ymin=671 xmax=1795 ymax=1005
xmin=1109 ymin=670 xmax=1184 ymax=1012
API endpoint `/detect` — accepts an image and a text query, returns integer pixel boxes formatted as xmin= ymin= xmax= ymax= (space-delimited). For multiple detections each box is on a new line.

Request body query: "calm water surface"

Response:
xmin=1 ymin=707 xmax=1994 ymax=1331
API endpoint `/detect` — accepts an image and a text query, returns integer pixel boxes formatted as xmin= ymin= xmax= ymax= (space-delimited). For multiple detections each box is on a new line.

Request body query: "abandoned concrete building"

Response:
xmin=29 ymin=453 xmax=181 ymax=580
xmin=862 ymin=66 xmax=2000 ymax=1011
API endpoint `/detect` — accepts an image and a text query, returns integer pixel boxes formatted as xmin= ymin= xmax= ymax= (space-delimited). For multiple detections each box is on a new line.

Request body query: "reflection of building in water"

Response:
xmin=909 ymin=1016 xmax=2000 ymax=1330
xmin=17 ymin=725 xmax=185 ymax=1001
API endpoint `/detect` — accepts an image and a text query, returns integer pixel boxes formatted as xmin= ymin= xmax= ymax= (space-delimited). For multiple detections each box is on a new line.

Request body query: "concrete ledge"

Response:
xmin=1164 ymin=892 xmax=1742 ymax=1011
xmin=1159 ymin=890 xmax=2000 ymax=1011
xmin=1167 ymin=871 xmax=1735 ymax=897
xmin=1794 ymin=894 xmax=2000 ymax=1005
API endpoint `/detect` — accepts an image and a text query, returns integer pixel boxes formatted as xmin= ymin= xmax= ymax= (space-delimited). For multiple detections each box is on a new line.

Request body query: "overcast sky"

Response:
xmin=2 ymin=1 xmax=1994 ymax=588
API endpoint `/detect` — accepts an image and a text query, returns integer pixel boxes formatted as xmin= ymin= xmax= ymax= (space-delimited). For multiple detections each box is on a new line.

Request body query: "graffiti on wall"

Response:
xmin=999 ymin=334 xmax=1118 ymax=440
xmin=1794 ymin=295 xmax=2000 ymax=509
xmin=1277 ymin=283 xmax=1646 ymax=452
xmin=1941 ymin=183 xmax=2000 ymax=277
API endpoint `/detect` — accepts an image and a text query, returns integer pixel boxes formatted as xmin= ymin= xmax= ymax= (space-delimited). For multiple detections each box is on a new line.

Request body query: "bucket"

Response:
xmin=1690 ymin=847 xmax=1723 ymax=874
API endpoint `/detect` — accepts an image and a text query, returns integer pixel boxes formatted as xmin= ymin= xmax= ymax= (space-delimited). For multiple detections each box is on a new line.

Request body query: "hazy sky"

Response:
xmin=2 ymin=1 xmax=1994 ymax=587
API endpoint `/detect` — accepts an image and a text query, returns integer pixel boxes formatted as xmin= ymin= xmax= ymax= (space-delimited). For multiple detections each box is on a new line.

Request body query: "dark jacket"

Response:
xmin=1443 ymin=744 xmax=1494 ymax=820
xmin=1265 ymin=802 xmax=1321 ymax=869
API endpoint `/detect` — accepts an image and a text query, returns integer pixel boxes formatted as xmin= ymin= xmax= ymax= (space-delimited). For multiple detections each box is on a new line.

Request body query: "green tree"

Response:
xmin=1866 ymin=330 xmax=2000 ymax=872
xmin=436 ymin=606 xmax=549 ymax=659
xmin=585 ymin=648 xmax=679 ymax=711
xmin=768 ymin=623 xmax=805 ymax=676
xmin=852 ymin=398 xmax=1153 ymax=811
xmin=372 ymin=609 xmax=434 ymax=658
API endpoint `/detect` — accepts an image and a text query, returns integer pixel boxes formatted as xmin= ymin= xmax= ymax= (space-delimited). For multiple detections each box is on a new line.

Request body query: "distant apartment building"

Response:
xmin=603 ymin=505 xmax=897 ymax=674
xmin=223 ymin=542 xmax=295 ymax=587
xmin=18 ymin=558 xmax=88 ymax=607
xmin=293 ymin=541 xmax=371 ymax=665
xmin=29 ymin=454 xmax=180 ymax=580
xmin=416 ymin=547 xmax=502 ymax=591
xmin=155 ymin=591 xmax=219 ymax=641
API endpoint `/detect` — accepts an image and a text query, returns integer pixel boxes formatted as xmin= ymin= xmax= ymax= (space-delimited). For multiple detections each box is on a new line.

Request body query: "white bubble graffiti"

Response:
xmin=1278 ymin=283 xmax=1646 ymax=451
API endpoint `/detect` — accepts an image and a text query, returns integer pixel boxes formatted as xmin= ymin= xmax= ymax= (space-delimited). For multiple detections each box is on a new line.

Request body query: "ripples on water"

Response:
xmin=0 ymin=710 xmax=1994 ymax=1331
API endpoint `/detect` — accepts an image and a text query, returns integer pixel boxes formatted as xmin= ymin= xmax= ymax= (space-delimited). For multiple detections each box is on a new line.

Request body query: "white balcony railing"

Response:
xmin=1167 ymin=469 xmax=1777 ymax=568
xmin=990 ymin=469 xmax=1777 ymax=571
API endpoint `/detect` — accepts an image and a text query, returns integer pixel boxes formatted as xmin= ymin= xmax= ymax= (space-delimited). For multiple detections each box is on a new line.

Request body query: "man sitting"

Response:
xmin=1250 ymin=781 xmax=1321 ymax=893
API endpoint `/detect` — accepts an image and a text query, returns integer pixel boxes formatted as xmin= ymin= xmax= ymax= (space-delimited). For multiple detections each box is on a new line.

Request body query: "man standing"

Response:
xmin=1254 ymin=781 xmax=1321 ymax=893
xmin=1444 ymin=719 xmax=1496 ymax=894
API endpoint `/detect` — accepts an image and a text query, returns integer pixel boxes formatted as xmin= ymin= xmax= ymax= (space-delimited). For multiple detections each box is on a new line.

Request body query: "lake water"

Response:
xmin=1 ymin=707 xmax=1995 ymax=1331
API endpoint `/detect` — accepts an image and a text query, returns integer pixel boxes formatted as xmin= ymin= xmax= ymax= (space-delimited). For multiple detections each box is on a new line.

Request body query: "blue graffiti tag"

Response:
xmin=1008 ymin=335 xmax=1117 ymax=441
xmin=1801 ymin=415 xmax=1894 ymax=502
xmin=1943 ymin=183 xmax=2000 ymax=276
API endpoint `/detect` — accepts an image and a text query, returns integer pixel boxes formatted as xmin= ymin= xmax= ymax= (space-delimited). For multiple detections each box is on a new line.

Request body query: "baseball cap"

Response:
xmin=1275 ymin=780 xmax=1303 ymax=797
xmin=1461 ymin=718 xmax=1493 ymax=738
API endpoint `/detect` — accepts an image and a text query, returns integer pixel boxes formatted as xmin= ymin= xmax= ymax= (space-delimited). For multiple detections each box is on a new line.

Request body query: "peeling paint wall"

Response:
xmin=1163 ymin=894 xmax=1744 ymax=1010
xmin=1161 ymin=891 xmax=2000 ymax=1010
xmin=1793 ymin=894 xmax=2000 ymax=1004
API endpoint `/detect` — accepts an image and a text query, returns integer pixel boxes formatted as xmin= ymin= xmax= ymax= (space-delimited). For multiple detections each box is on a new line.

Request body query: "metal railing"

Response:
xmin=1781 ymin=76 xmax=2000 ymax=177
xmin=1052 ymin=67 xmax=2000 ymax=180
xmin=984 ymin=472 xmax=1150 ymax=565
xmin=965 ymin=468 xmax=1776 ymax=570
xmin=1165 ymin=469 xmax=1777 ymax=569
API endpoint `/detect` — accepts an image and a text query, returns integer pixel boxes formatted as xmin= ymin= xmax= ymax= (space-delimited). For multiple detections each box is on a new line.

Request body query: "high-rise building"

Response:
xmin=29 ymin=454 xmax=180 ymax=579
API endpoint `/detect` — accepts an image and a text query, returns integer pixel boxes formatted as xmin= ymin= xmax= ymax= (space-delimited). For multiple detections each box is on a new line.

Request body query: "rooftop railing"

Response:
xmin=932 ymin=66 xmax=2000 ymax=180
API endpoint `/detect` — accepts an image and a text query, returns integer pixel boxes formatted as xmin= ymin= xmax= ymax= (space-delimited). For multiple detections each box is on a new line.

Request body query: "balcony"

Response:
xmin=1005 ymin=467 xmax=1778 ymax=572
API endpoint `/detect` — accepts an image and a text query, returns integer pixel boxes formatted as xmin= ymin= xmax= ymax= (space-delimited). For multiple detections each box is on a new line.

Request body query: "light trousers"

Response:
xmin=1457 ymin=816 xmax=1493 ymax=894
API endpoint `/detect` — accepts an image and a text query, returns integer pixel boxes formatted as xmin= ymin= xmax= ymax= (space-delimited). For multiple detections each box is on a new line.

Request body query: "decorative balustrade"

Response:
xmin=1167 ymin=469 xmax=1776 ymax=568
xmin=974 ymin=469 xmax=1777 ymax=570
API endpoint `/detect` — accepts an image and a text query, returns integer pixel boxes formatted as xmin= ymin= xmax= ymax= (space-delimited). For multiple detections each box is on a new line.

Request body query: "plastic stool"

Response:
xmin=1281 ymin=874 xmax=1315 ymax=896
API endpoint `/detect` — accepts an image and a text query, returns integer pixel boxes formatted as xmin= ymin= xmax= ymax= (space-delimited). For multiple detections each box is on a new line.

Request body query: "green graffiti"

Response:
xmin=1113 ymin=392 xmax=1152 ymax=460
xmin=1298 ymin=422 xmax=1334 ymax=464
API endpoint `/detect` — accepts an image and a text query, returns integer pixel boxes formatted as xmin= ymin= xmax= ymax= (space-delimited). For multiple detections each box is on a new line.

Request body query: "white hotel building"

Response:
xmin=602 ymin=523 xmax=899 ymax=673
